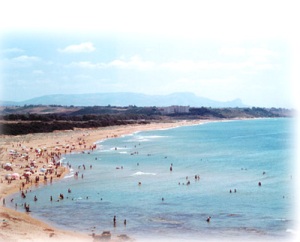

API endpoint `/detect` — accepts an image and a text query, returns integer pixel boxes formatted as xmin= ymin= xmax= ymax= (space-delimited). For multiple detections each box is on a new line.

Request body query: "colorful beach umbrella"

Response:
xmin=5 ymin=174 xmax=12 ymax=179
xmin=11 ymin=173 xmax=20 ymax=180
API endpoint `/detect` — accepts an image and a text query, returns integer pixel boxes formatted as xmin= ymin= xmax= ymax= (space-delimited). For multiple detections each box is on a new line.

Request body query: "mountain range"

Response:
xmin=0 ymin=92 xmax=246 ymax=108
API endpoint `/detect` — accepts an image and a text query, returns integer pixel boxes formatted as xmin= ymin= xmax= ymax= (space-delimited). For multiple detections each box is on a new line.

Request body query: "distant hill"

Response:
xmin=0 ymin=92 xmax=246 ymax=108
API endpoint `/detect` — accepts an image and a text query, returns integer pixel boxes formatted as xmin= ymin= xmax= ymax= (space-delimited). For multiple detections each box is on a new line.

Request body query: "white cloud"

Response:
xmin=68 ymin=56 xmax=276 ymax=73
xmin=2 ymin=48 xmax=24 ymax=54
xmin=68 ymin=55 xmax=155 ymax=70
xmin=220 ymin=47 xmax=278 ymax=63
xmin=1 ymin=55 xmax=41 ymax=67
xmin=58 ymin=42 xmax=96 ymax=53
xmin=68 ymin=61 xmax=104 ymax=69
xmin=247 ymin=48 xmax=278 ymax=63
xmin=248 ymin=48 xmax=278 ymax=57
xmin=12 ymin=55 xmax=40 ymax=62
xmin=159 ymin=60 xmax=260 ymax=72
xmin=108 ymin=55 xmax=155 ymax=70
xmin=160 ymin=47 xmax=278 ymax=72
xmin=219 ymin=47 xmax=246 ymax=56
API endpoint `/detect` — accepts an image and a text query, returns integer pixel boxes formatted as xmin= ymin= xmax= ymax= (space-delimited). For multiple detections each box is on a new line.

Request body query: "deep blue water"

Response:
xmin=8 ymin=118 xmax=296 ymax=241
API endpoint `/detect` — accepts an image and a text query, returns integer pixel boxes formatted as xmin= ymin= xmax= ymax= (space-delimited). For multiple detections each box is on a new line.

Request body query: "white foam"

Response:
xmin=63 ymin=174 xmax=74 ymax=179
xmin=128 ymin=135 xmax=167 ymax=142
xmin=110 ymin=147 xmax=128 ymax=150
xmin=64 ymin=168 xmax=74 ymax=179
xmin=131 ymin=171 xmax=157 ymax=176
xmin=286 ymin=228 xmax=298 ymax=234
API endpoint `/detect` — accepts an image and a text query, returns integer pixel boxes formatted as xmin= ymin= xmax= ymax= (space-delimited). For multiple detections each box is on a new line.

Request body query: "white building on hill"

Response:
xmin=160 ymin=106 xmax=190 ymax=114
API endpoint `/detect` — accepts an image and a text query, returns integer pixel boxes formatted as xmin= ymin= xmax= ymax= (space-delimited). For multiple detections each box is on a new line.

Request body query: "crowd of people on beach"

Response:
xmin=0 ymin=135 xmax=94 ymax=210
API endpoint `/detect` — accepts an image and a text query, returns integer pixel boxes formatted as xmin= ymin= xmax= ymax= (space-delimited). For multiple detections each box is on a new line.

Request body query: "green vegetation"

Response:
xmin=0 ymin=105 xmax=294 ymax=135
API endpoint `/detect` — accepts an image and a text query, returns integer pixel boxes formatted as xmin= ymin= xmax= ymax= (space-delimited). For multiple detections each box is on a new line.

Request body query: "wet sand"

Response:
xmin=0 ymin=120 xmax=210 ymax=241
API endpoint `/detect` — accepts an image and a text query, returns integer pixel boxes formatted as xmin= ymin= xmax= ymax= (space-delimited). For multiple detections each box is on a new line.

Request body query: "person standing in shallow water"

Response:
xmin=113 ymin=216 xmax=116 ymax=227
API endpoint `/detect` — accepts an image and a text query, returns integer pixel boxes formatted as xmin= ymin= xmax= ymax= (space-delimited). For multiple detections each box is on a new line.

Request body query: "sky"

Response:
xmin=0 ymin=0 xmax=299 ymax=108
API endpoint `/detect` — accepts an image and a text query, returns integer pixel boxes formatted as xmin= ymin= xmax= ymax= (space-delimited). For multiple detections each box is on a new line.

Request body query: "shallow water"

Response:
xmin=8 ymin=118 xmax=296 ymax=241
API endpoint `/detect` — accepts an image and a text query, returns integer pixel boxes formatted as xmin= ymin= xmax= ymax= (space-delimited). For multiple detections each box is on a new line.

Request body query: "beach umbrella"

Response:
xmin=5 ymin=174 xmax=12 ymax=180
xmin=11 ymin=173 xmax=20 ymax=180
xmin=40 ymin=168 xmax=47 ymax=173
xmin=23 ymin=171 xmax=32 ymax=177
xmin=4 ymin=163 xmax=13 ymax=171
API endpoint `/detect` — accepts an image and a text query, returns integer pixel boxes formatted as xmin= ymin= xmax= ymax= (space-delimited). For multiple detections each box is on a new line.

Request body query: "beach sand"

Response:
xmin=0 ymin=120 xmax=209 ymax=242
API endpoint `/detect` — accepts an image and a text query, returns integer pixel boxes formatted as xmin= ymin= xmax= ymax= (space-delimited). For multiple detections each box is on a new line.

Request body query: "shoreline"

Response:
xmin=0 ymin=119 xmax=211 ymax=241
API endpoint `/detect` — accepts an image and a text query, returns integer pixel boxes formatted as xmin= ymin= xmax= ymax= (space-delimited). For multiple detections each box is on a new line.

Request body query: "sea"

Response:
xmin=7 ymin=118 xmax=297 ymax=241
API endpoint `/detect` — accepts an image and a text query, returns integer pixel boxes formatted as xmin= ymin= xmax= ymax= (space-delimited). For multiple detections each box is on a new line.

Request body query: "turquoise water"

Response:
xmin=8 ymin=118 xmax=296 ymax=241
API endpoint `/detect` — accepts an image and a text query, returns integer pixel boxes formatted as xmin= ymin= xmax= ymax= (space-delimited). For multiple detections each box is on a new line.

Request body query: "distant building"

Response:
xmin=160 ymin=106 xmax=190 ymax=114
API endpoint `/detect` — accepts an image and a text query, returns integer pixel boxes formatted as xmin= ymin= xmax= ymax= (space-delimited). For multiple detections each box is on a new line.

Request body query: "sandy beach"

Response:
xmin=0 ymin=120 xmax=209 ymax=242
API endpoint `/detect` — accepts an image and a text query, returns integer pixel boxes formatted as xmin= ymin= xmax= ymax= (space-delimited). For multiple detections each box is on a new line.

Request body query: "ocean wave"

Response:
xmin=286 ymin=229 xmax=297 ymax=234
xmin=58 ymin=157 xmax=66 ymax=164
xmin=128 ymin=135 xmax=168 ymax=142
xmin=147 ymin=135 xmax=167 ymax=139
xmin=131 ymin=171 xmax=157 ymax=176
xmin=63 ymin=174 xmax=74 ymax=179
xmin=109 ymin=147 xmax=128 ymax=151
xmin=64 ymin=168 xmax=74 ymax=179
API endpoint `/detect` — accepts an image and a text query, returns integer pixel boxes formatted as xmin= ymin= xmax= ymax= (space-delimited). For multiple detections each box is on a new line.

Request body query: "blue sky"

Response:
xmin=0 ymin=1 xmax=299 ymax=108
